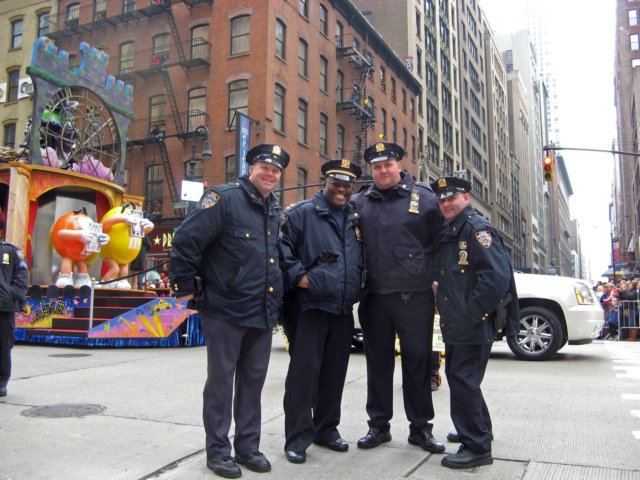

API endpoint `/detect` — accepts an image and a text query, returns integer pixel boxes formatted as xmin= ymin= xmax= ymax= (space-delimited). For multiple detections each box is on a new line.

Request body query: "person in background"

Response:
xmin=170 ymin=144 xmax=289 ymax=479
xmin=350 ymin=142 xmax=444 ymax=454
xmin=279 ymin=159 xmax=363 ymax=464
xmin=430 ymin=176 xmax=519 ymax=469
xmin=0 ymin=218 xmax=29 ymax=397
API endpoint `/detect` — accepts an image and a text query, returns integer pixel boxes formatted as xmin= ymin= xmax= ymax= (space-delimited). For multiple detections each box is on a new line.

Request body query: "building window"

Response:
xmin=380 ymin=66 xmax=386 ymax=92
xmin=391 ymin=77 xmax=396 ymax=102
xmin=225 ymin=155 xmax=237 ymax=182
xmin=274 ymin=83 xmax=285 ymax=132
xmin=11 ymin=19 xmax=23 ymax=49
xmin=336 ymin=69 xmax=344 ymax=102
xmin=67 ymin=3 xmax=80 ymax=23
xmin=230 ymin=15 xmax=250 ymax=55
xmin=320 ymin=5 xmax=328 ymax=36
xmin=402 ymin=128 xmax=407 ymax=152
xmin=336 ymin=20 xmax=344 ymax=47
xmin=298 ymin=38 xmax=308 ymax=77
xmin=298 ymin=0 xmax=308 ymax=18
xmin=630 ymin=9 xmax=638 ymax=26
xmin=416 ymin=48 xmax=423 ymax=77
xmin=152 ymin=33 xmax=170 ymax=65
xmin=3 ymin=123 xmax=16 ymax=149
xmin=391 ymin=117 xmax=397 ymax=143
xmin=319 ymin=56 xmax=328 ymax=92
xmin=149 ymin=94 xmax=167 ymax=128
xmin=191 ymin=24 xmax=209 ymax=60
xmin=410 ymin=98 xmax=415 ymax=122
xmin=7 ymin=70 xmax=19 ymax=103
xmin=320 ymin=113 xmax=328 ymax=156
xmin=297 ymin=168 xmax=308 ymax=201
xmin=380 ymin=108 xmax=387 ymax=138
xmin=275 ymin=19 xmax=286 ymax=60
xmin=298 ymin=99 xmax=308 ymax=144
xmin=187 ymin=87 xmax=207 ymax=132
xmin=38 ymin=12 xmax=50 ymax=37
xmin=402 ymin=89 xmax=407 ymax=113
xmin=146 ymin=164 xmax=164 ymax=206
xmin=336 ymin=124 xmax=344 ymax=158
xmin=122 ymin=0 xmax=136 ymax=14
xmin=119 ymin=42 xmax=134 ymax=74
xmin=94 ymin=0 xmax=107 ymax=20
xmin=228 ymin=79 xmax=249 ymax=128
xmin=416 ymin=10 xmax=422 ymax=38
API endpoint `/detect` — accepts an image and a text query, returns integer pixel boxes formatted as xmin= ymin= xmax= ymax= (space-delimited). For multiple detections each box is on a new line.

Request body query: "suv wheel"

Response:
xmin=507 ymin=306 xmax=564 ymax=361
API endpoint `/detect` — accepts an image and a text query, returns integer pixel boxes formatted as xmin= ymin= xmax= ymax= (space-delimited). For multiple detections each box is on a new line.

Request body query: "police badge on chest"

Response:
xmin=458 ymin=241 xmax=468 ymax=265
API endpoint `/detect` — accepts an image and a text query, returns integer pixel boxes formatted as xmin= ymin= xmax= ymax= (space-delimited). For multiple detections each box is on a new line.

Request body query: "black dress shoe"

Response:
xmin=441 ymin=445 xmax=493 ymax=469
xmin=357 ymin=427 xmax=392 ymax=449
xmin=407 ymin=430 xmax=445 ymax=453
xmin=314 ymin=438 xmax=349 ymax=452
xmin=447 ymin=430 xmax=494 ymax=443
xmin=285 ymin=450 xmax=306 ymax=464
xmin=235 ymin=451 xmax=271 ymax=472
xmin=206 ymin=456 xmax=242 ymax=479
xmin=0 ymin=387 xmax=7 ymax=397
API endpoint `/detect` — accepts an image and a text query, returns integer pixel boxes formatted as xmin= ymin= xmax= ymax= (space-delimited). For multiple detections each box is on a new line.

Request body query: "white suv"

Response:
xmin=352 ymin=273 xmax=604 ymax=361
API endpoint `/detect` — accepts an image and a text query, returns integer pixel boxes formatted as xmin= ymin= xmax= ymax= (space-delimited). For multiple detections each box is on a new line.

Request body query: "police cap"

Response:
xmin=321 ymin=159 xmax=362 ymax=182
xmin=363 ymin=142 xmax=405 ymax=164
xmin=430 ymin=176 xmax=472 ymax=200
xmin=245 ymin=144 xmax=290 ymax=170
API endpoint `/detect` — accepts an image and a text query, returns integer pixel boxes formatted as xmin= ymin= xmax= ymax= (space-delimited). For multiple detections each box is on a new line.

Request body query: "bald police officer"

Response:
xmin=170 ymin=144 xmax=289 ymax=479
xmin=279 ymin=159 xmax=363 ymax=464
xmin=351 ymin=142 xmax=444 ymax=454
xmin=430 ymin=176 xmax=518 ymax=469
xmin=0 ymin=218 xmax=29 ymax=398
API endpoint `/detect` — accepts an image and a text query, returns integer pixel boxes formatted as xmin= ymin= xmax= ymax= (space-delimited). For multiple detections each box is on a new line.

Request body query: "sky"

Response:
xmin=480 ymin=0 xmax=617 ymax=281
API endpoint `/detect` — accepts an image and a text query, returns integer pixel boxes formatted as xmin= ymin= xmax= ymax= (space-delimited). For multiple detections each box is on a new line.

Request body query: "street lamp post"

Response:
xmin=182 ymin=125 xmax=211 ymax=214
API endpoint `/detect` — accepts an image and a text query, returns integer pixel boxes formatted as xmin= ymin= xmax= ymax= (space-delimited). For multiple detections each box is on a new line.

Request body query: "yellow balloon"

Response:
xmin=99 ymin=206 xmax=143 ymax=264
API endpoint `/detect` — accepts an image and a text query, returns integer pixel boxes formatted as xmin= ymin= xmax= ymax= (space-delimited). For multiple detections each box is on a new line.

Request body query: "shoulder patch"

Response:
xmin=475 ymin=230 xmax=493 ymax=248
xmin=200 ymin=191 xmax=220 ymax=209
xmin=16 ymin=248 xmax=24 ymax=261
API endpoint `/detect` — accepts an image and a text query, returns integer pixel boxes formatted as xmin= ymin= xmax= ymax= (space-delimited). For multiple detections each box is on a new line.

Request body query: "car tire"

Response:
xmin=507 ymin=306 xmax=564 ymax=361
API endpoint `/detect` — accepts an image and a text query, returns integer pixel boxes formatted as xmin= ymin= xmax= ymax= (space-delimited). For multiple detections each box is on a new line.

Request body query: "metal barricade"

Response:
xmin=617 ymin=300 xmax=639 ymax=340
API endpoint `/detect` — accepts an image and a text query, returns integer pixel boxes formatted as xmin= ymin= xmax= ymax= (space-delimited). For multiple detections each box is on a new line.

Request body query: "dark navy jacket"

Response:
xmin=279 ymin=191 xmax=363 ymax=315
xmin=434 ymin=206 xmax=518 ymax=344
xmin=169 ymin=176 xmax=283 ymax=330
xmin=350 ymin=171 xmax=440 ymax=294
xmin=0 ymin=241 xmax=28 ymax=313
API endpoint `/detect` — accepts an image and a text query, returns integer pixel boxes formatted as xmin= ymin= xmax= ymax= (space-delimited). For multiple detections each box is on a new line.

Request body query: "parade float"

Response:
xmin=0 ymin=37 xmax=200 ymax=347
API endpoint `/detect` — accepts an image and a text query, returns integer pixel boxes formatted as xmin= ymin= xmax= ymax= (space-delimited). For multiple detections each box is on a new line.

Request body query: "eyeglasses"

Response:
xmin=326 ymin=177 xmax=354 ymax=190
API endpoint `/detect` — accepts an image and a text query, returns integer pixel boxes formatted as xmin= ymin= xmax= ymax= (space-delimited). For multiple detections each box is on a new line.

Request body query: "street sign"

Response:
xmin=171 ymin=201 xmax=189 ymax=209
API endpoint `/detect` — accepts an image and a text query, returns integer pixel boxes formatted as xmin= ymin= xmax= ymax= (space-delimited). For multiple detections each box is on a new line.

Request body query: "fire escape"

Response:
xmin=336 ymin=35 xmax=376 ymax=164
xmin=46 ymin=0 xmax=212 ymax=211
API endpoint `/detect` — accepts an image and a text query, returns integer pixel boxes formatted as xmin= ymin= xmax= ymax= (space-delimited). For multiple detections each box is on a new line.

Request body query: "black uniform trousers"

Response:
xmin=283 ymin=308 xmax=353 ymax=451
xmin=0 ymin=311 xmax=15 ymax=388
xmin=201 ymin=315 xmax=272 ymax=458
xmin=444 ymin=342 xmax=493 ymax=454
xmin=360 ymin=291 xmax=435 ymax=434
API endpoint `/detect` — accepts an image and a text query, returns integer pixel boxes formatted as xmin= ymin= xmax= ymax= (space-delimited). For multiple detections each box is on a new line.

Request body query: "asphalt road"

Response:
xmin=1 ymin=336 xmax=640 ymax=480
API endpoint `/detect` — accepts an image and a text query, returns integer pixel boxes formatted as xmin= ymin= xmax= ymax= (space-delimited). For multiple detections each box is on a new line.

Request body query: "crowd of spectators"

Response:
xmin=595 ymin=278 xmax=639 ymax=340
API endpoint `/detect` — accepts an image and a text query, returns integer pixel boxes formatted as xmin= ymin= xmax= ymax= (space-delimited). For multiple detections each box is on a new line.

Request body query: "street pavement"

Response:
xmin=2 ymin=336 xmax=640 ymax=480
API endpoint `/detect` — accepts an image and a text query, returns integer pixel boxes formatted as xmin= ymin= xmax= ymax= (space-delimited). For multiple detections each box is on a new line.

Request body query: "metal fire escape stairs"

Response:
xmin=336 ymin=39 xmax=375 ymax=164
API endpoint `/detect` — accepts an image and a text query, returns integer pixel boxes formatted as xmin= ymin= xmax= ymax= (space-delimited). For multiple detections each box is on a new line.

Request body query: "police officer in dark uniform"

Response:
xmin=0 ymin=218 xmax=29 ymax=398
xmin=170 ymin=144 xmax=289 ymax=479
xmin=430 ymin=176 xmax=518 ymax=469
xmin=279 ymin=159 xmax=363 ymax=464
xmin=350 ymin=142 xmax=444 ymax=453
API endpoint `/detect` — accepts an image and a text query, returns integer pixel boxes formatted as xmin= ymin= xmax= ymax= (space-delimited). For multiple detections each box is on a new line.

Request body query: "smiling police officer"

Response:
xmin=279 ymin=159 xmax=363 ymax=464
xmin=430 ymin=175 xmax=518 ymax=470
xmin=170 ymin=144 xmax=289 ymax=479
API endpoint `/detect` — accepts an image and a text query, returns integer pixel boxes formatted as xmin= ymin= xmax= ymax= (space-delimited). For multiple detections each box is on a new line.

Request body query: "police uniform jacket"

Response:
xmin=0 ymin=241 xmax=29 ymax=313
xmin=434 ymin=206 xmax=516 ymax=344
xmin=279 ymin=191 xmax=363 ymax=315
xmin=351 ymin=171 xmax=439 ymax=294
xmin=169 ymin=176 xmax=283 ymax=330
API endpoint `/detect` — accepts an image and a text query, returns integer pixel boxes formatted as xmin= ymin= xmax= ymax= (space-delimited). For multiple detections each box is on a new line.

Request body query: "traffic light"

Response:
xmin=543 ymin=153 xmax=554 ymax=182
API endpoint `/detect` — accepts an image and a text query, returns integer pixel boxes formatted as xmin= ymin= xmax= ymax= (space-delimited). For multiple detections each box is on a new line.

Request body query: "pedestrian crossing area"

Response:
xmin=608 ymin=342 xmax=640 ymax=441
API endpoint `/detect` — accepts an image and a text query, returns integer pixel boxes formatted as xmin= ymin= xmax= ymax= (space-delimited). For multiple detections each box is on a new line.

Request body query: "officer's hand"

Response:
xmin=297 ymin=275 xmax=309 ymax=289
xmin=175 ymin=294 xmax=194 ymax=303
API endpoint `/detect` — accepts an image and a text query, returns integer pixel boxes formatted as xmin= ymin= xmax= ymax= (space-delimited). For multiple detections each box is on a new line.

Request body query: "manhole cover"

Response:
xmin=21 ymin=403 xmax=106 ymax=418
xmin=48 ymin=354 xmax=92 ymax=358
